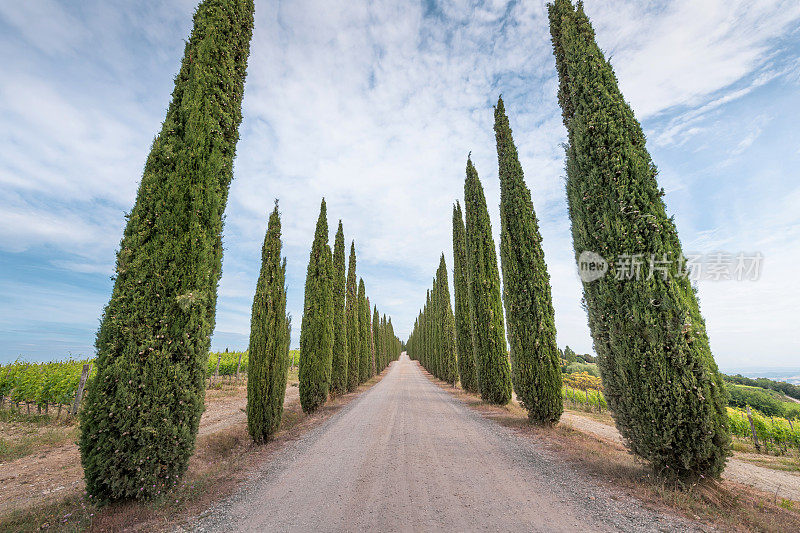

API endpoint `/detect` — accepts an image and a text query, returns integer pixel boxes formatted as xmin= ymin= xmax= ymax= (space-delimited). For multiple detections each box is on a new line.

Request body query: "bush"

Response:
xmin=565 ymin=362 xmax=599 ymax=377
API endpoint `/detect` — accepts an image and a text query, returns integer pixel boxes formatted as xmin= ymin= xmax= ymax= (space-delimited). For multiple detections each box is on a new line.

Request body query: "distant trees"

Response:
xmin=345 ymin=242 xmax=360 ymax=392
xmin=299 ymin=200 xmax=334 ymax=413
xmin=464 ymin=157 xmax=512 ymax=405
xmin=549 ymin=0 xmax=729 ymax=478
xmin=405 ymin=255 xmax=457 ymax=386
xmin=436 ymin=255 xmax=458 ymax=385
xmin=330 ymin=221 xmax=348 ymax=395
xmin=247 ymin=203 xmax=291 ymax=443
xmin=452 ymin=202 xmax=478 ymax=393
xmin=78 ymin=0 xmax=255 ymax=501
xmin=494 ymin=96 xmax=562 ymax=424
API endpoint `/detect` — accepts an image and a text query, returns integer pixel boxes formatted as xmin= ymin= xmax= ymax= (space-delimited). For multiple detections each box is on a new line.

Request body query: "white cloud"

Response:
xmin=1 ymin=0 xmax=798 ymax=367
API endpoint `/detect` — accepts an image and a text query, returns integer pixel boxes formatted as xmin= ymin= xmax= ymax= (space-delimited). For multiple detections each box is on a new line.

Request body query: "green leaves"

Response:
xmin=548 ymin=0 xmax=729 ymax=479
xmin=452 ymin=202 xmax=478 ymax=393
xmin=331 ymin=221 xmax=349 ymax=395
xmin=495 ymin=97 xmax=562 ymax=424
xmin=464 ymin=157 xmax=512 ymax=405
xmin=299 ymin=199 xmax=334 ymax=414
xmin=247 ymin=204 xmax=290 ymax=443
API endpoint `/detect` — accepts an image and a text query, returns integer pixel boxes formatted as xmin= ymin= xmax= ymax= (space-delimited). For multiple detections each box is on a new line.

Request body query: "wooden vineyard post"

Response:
xmin=213 ymin=351 xmax=223 ymax=386
xmin=585 ymin=388 xmax=589 ymax=408
xmin=746 ymin=405 xmax=760 ymax=451
xmin=235 ymin=352 xmax=243 ymax=383
xmin=70 ymin=363 xmax=92 ymax=416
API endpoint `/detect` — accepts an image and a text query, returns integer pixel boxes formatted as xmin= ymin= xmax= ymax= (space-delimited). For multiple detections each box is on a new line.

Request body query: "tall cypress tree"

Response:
xmin=495 ymin=97 xmax=563 ymax=424
xmin=78 ymin=0 xmax=254 ymax=501
xmin=436 ymin=254 xmax=458 ymax=385
xmin=429 ymin=275 xmax=440 ymax=378
xmin=367 ymin=296 xmax=376 ymax=377
xmin=549 ymin=0 xmax=729 ymax=478
xmin=299 ymin=199 xmax=334 ymax=413
xmin=330 ymin=221 xmax=348 ymax=395
xmin=247 ymin=203 xmax=290 ymax=443
xmin=452 ymin=202 xmax=479 ymax=393
xmin=464 ymin=156 xmax=512 ymax=405
xmin=372 ymin=306 xmax=381 ymax=372
xmin=345 ymin=242 xmax=360 ymax=391
xmin=357 ymin=279 xmax=370 ymax=384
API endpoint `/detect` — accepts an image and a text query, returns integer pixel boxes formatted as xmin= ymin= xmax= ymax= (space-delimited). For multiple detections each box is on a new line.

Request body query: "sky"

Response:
xmin=1 ymin=0 xmax=799 ymax=369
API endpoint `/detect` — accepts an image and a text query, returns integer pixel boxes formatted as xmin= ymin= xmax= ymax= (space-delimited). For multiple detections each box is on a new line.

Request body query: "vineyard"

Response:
xmin=206 ymin=350 xmax=299 ymax=378
xmin=0 ymin=358 xmax=94 ymax=417
xmin=0 ymin=350 xmax=302 ymax=416
xmin=562 ymin=374 xmax=800 ymax=454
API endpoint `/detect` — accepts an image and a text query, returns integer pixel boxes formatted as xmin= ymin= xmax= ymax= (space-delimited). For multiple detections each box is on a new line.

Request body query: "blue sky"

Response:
xmin=1 ymin=0 xmax=799 ymax=369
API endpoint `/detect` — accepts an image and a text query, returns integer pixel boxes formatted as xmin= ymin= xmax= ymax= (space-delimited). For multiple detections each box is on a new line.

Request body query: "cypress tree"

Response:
xmin=549 ymin=0 xmax=729 ymax=478
xmin=357 ymin=279 xmax=370 ymax=384
xmin=429 ymin=275 xmax=440 ymax=378
xmin=299 ymin=199 xmax=334 ymax=413
xmin=494 ymin=96 xmax=563 ymax=424
xmin=345 ymin=242 xmax=360 ymax=391
xmin=330 ymin=221 xmax=348 ymax=395
xmin=436 ymin=254 xmax=458 ymax=385
xmin=452 ymin=202 xmax=479 ymax=393
xmin=464 ymin=156 xmax=512 ymax=405
xmin=247 ymin=203 xmax=290 ymax=443
xmin=78 ymin=0 xmax=254 ymax=501
xmin=367 ymin=296 xmax=376 ymax=377
xmin=373 ymin=306 xmax=381 ymax=372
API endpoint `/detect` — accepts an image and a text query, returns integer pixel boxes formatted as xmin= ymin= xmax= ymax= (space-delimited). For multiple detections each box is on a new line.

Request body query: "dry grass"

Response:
xmin=0 ymin=409 xmax=77 ymax=462
xmin=0 ymin=370 xmax=388 ymax=532
xmin=421 ymin=365 xmax=800 ymax=533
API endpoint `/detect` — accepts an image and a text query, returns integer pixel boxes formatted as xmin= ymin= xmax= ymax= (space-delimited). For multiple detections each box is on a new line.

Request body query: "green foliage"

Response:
xmin=366 ymin=297 xmax=376 ymax=377
xmin=563 ymin=385 xmax=607 ymax=412
xmin=78 ymin=0 xmax=255 ymax=502
xmin=549 ymin=0 xmax=729 ymax=479
xmin=373 ymin=307 xmax=382 ymax=373
xmin=0 ymin=359 xmax=95 ymax=407
xmin=247 ymin=204 xmax=290 ymax=443
xmin=727 ymin=407 xmax=800 ymax=452
xmin=452 ymin=202 xmax=478 ymax=393
xmin=562 ymin=346 xmax=576 ymax=363
xmin=436 ymin=255 xmax=458 ymax=385
xmin=345 ymin=241 xmax=360 ymax=392
xmin=495 ymin=96 xmax=562 ymax=424
xmin=299 ymin=199 xmax=334 ymax=413
xmin=723 ymin=374 xmax=800 ymax=401
xmin=725 ymin=383 xmax=800 ymax=420
xmin=206 ymin=351 xmax=247 ymax=376
xmin=330 ymin=221 xmax=349 ymax=395
xmin=464 ymin=156 xmax=512 ymax=405
xmin=357 ymin=279 xmax=370 ymax=384
xmin=564 ymin=362 xmax=600 ymax=377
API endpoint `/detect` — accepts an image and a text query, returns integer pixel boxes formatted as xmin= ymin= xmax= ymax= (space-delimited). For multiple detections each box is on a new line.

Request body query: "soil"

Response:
xmin=0 ymin=383 xmax=296 ymax=517
xmin=560 ymin=412 xmax=800 ymax=502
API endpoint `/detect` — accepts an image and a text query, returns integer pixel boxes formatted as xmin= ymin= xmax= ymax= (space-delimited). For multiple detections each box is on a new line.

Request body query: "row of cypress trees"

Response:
xmin=409 ymin=103 xmax=560 ymax=423
xmin=78 ymin=0 xmax=401 ymax=499
xmin=298 ymin=199 xmax=402 ymax=414
xmin=407 ymin=256 xmax=458 ymax=384
xmin=411 ymin=0 xmax=731 ymax=481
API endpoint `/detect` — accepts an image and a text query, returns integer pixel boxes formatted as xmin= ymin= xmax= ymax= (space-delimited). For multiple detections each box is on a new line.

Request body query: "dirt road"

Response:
xmin=193 ymin=354 xmax=698 ymax=532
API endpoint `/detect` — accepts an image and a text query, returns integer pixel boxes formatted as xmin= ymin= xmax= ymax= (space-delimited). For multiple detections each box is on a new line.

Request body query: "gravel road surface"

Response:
xmin=192 ymin=353 xmax=701 ymax=532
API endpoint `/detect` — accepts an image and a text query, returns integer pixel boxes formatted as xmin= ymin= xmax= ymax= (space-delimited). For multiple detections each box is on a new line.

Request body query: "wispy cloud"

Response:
xmin=1 ymin=0 xmax=799 ymax=367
